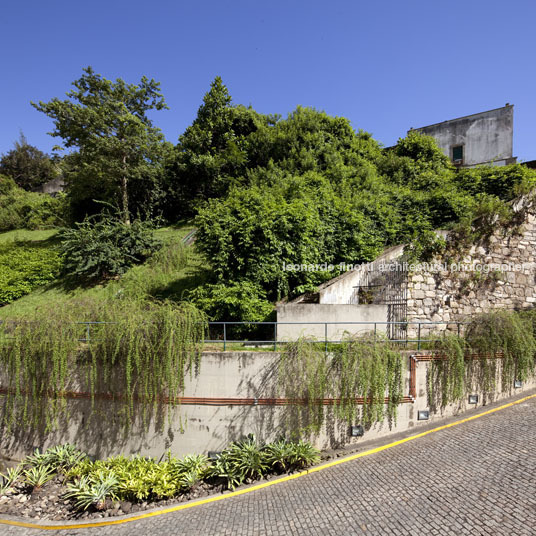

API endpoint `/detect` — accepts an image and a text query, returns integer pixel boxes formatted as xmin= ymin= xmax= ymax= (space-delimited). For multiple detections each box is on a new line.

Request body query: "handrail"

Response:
xmin=0 ymin=319 xmax=466 ymax=351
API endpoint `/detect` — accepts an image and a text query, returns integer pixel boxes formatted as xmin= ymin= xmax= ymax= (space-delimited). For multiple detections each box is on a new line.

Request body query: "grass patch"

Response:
xmin=0 ymin=229 xmax=58 ymax=243
xmin=0 ymin=222 xmax=211 ymax=318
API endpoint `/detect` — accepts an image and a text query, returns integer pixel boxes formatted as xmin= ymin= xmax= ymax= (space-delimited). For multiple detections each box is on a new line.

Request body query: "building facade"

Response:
xmin=412 ymin=105 xmax=516 ymax=168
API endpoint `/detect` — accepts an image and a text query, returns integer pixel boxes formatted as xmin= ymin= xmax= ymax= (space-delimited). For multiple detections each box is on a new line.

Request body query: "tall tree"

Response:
xmin=0 ymin=132 xmax=55 ymax=191
xmin=165 ymin=77 xmax=271 ymax=218
xmin=32 ymin=67 xmax=169 ymax=223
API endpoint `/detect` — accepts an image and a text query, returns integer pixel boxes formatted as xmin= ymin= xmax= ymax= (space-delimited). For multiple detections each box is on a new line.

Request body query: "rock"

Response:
xmin=120 ymin=501 xmax=132 ymax=514
xmin=19 ymin=496 xmax=28 ymax=504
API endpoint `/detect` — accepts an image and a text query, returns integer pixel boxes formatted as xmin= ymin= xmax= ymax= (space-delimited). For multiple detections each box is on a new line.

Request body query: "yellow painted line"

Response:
xmin=1 ymin=392 xmax=535 ymax=531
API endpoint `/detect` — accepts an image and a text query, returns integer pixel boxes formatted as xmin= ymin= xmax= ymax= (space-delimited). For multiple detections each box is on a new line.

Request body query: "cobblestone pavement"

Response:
xmin=2 ymin=395 xmax=536 ymax=535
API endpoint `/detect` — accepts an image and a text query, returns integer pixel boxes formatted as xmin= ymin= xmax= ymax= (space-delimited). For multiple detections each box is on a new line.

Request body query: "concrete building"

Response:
xmin=411 ymin=105 xmax=516 ymax=168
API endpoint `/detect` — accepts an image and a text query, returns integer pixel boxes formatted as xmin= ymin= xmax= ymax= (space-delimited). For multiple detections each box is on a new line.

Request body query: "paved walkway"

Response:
xmin=2 ymin=393 xmax=536 ymax=535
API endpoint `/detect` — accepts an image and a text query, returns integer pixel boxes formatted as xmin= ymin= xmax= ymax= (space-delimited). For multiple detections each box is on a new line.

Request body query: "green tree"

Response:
xmin=165 ymin=77 xmax=273 ymax=218
xmin=32 ymin=67 xmax=169 ymax=223
xmin=0 ymin=133 xmax=56 ymax=190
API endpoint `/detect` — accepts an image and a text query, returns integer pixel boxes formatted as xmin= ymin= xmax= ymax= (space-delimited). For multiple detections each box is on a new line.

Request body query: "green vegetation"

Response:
xmin=0 ymin=294 xmax=206 ymax=431
xmin=59 ymin=214 xmax=162 ymax=282
xmin=279 ymin=311 xmax=536 ymax=434
xmin=0 ymin=133 xmax=56 ymax=191
xmin=0 ymin=237 xmax=62 ymax=305
xmin=4 ymin=71 xmax=536 ymax=321
xmin=278 ymin=336 xmax=405 ymax=434
xmin=2 ymin=440 xmax=320 ymax=513
xmin=0 ymin=224 xmax=206 ymax=317
xmin=429 ymin=310 xmax=536 ymax=408
xmin=0 ymin=175 xmax=66 ymax=232
xmin=182 ymin=81 xmax=536 ymax=311
xmin=33 ymin=67 xmax=170 ymax=223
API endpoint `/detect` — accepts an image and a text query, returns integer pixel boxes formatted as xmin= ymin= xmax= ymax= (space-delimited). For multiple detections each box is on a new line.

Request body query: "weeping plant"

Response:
xmin=0 ymin=295 xmax=206 ymax=431
xmin=428 ymin=335 xmax=466 ymax=409
xmin=464 ymin=310 xmax=535 ymax=392
xmin=429 ymin=311 xmax=536 ymax=408
xmin=278 ymin=339 xmax=330 ymax=433
xmin=332 ymin=335 xmax=404 ymax=426
xmin=278 ymin=335 xmax=404 ymax=435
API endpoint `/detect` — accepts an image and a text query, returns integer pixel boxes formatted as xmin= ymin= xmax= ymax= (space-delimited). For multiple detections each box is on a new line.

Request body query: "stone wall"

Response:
xmin=406 ymin=207 xmax=536 ymax=338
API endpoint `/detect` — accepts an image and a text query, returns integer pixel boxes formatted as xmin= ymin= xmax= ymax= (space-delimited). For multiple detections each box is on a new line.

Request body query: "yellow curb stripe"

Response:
xmin=1 ymin=392 xmax=535 ymax=531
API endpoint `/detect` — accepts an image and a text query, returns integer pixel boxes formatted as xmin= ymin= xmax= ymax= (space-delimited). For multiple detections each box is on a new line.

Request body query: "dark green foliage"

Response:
xmin=195 ymin=172 xmax=383 ymax=301
xmin=59 ymin=215 xmax=162 ymax=282
xmin=164 ymin=77 xmax=274 ymax=218
xmin=207 ymin=436 xmax=320 ymax=490
xmin=0 ymin=175 xmax=66 ymax=232
xmin=33 ymin=67 xmax=170 ymax=223
xmin=0 ymin=240 xmax=62 ymax=305
xmin=186 ymin=281 xmax=273 ymax=322
xmin=0 ymin=133 xmax=56 ymax=191
xmin=453 ymin=164 xmax=536 ymax=199
xmin=191 ymin=102 xmax=535 ymax=308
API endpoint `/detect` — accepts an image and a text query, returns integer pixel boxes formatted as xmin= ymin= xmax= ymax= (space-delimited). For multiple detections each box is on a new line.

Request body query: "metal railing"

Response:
xmin=0 ymin=320 xmax=466 ymax=352
xmin=204 ymin=320 xmax=465 ymax=351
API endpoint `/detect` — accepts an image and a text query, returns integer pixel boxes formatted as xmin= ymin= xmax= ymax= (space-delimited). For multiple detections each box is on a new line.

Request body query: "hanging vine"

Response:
xmin=0 ymin=296 xmax=206 ymax=431
xmin=428 ymin=335 xmax=466 ymax=409
xmin=277 ymin=335 xmax=405 ymax=435
xmin=429 ymin=310 xmax=536 ymax=409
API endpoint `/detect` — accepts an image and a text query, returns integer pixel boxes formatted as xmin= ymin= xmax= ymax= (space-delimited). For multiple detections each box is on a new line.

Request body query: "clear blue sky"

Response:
xmin=1 ymin=0 xmax=535 ymax=160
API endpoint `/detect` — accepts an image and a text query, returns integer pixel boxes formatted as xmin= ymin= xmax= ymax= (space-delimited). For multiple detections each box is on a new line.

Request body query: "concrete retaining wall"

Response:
xmin=276 ymin=304 xmax=388 ymax=341
xmin=1 ymin=350 xmax=534 ymax=462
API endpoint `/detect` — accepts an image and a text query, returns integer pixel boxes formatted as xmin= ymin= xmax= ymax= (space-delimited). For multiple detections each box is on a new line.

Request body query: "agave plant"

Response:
xmin=24 ymin=465 xmax=55 ymax=490
xmin=263 ymin=440 xmax=295 ymax=472
xmin=0 ymin=465 xmax=23 ymax=494
xmin=225 ymin=437 xmax=269 ymax=481
xmin=65 ymin=474 xmax=118 ymax=511
xmin=287 ymin=441 xmax=320 ymax=469
xmin=42 ymin=444 xmax=88 ymax=472
xmin=178 ymin=470 xmax=200 ymax=492
xmin=175 ymin=454 xmax=210 ymax=479
xmin=206 ymin=454 xmax=244 ymax=491
xmin=24 ymin=449 xmax=49 ymax=470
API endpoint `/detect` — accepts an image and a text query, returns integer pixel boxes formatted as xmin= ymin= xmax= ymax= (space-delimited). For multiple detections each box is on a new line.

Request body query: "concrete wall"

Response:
xmin=38 ymin=177 xmax=65 ymax=195
xmin=276 ymin=304 xmax=388 ymax=341
xmin=313 ymin=245 xmax=405 ymax=305
xmin=1 ymin=350 xmax=534 ymax=462
xmin=414 ymin=105 xmax=514 ymax=167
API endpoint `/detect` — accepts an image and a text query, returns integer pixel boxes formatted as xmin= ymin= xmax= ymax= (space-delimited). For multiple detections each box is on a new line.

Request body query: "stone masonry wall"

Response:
xmin=406 ymin=207 xmax=536 ymax=338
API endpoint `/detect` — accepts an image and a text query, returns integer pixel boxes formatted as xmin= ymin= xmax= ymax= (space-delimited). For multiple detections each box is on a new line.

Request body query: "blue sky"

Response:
xmin=1 ymin=0 xmax=535 ymax=160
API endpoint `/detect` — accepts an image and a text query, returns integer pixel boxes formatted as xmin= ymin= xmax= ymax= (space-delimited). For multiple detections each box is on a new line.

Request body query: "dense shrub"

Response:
xmin=186 ymin=281 xmax=274 ymax=322
xmin=0 ymin=134 xmax=56 ymax=191
xmin=0 ymin=175 xmax=66 ymax=232
xmin=0 ymin=241 xmax=62 ymax=305
xmin=59 ymin=215 xmax=162 ymax=282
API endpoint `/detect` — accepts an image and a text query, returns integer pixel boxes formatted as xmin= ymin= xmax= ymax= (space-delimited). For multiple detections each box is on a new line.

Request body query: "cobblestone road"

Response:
xmin=2 ymin=394 xmax=536 ymax=535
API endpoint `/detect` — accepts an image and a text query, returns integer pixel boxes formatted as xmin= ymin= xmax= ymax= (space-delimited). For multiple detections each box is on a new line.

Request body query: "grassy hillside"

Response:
xmin=0 ymin=223 xmax=210 ymax=319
